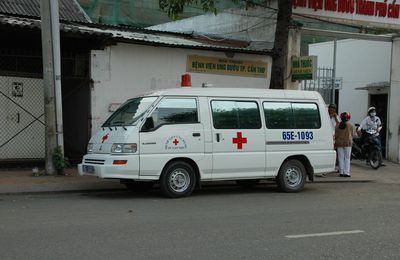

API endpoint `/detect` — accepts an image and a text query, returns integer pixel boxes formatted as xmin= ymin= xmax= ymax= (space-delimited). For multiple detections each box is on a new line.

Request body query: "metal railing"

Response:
xmin=301 ymin=67 xmax=342 ymax=104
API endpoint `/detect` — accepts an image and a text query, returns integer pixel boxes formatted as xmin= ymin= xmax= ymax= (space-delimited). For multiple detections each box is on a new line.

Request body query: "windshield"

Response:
xmin=102 ymin=96 xmax=158 ymax=127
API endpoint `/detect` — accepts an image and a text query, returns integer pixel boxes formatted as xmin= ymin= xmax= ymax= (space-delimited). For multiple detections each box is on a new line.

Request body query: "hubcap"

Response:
xmin=284 ymin=167 xmax=301 ymax=187
xmin=169 ymin=168 xmax=190 ymax=192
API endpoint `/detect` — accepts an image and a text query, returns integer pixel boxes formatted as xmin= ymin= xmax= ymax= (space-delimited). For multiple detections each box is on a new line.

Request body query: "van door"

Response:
xmin=209 ymin=99 xmax=265 ymax=179
xmin=139 ymin=97 xmax=205 ymax=177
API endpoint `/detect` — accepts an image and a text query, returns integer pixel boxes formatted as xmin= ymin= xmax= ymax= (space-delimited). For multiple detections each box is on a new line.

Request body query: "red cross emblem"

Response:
xmin=172 ymin=138 xmax=180 ymax=146
xmin=101 ymin=133 xmax=109 ymax=143
xmin=232 ymin=132 xmax=247 ymax=150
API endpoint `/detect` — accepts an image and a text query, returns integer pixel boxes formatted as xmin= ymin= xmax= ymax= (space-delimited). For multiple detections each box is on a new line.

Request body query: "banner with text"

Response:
xmin=187 ymin=55 xmax=268 ymax=78
xmin=292 ymin=0 xmax=400 ymax=28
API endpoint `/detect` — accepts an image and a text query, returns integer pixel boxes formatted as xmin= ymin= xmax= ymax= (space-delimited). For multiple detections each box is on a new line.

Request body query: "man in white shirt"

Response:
xmin=328 ymin=103 xmax=339 ymax=133
xmin=358 ymin=107 xmax=382 ymax=134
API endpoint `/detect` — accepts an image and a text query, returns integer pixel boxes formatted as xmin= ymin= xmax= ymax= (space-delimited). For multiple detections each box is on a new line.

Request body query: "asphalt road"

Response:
xmin=1 ymin=181 xmax=399 ymax=260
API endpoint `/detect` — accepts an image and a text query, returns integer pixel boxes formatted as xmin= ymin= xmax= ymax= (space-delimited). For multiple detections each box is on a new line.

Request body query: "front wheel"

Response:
xmin=368 ymin=149 xmax=382 ymax=170
xmin=277 ymin=159 xmax=306 ymax=192
xmin=160 ymin=161 xmax=196 ymax=198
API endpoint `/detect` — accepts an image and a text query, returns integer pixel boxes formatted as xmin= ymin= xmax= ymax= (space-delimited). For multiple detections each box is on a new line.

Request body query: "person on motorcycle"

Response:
xmin=335 ymin=112 xmax=353 ymax=177
xmin=357 ymin=107 xmax=385 ymax=166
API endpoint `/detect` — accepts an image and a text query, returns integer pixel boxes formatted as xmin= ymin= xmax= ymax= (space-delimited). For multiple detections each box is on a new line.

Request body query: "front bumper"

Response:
xmin=78 ymin=153 xmax=139 ymax=179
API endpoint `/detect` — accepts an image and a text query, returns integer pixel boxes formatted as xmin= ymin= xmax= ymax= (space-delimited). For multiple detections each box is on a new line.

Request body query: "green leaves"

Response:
xmin=159 ymin=0 xmax=259 ymax=19
xmin=53 ymin=146 xmax=70 ymax=174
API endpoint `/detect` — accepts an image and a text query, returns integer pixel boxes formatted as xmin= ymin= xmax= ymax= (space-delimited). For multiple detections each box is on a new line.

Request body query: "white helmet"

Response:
xmin=368 ymin=107 xmax=376 ymax=114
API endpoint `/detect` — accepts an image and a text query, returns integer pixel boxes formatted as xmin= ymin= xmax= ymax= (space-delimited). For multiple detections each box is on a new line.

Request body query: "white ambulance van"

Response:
xmin=78 ymin=87 xmax=335 ymax=197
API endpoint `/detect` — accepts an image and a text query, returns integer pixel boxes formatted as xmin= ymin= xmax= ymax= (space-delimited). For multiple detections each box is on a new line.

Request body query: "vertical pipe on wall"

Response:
xmin=50 ymin=0 xmax=64 ymax=151
xmin=332 ymin=39 xmax=337 ymax=104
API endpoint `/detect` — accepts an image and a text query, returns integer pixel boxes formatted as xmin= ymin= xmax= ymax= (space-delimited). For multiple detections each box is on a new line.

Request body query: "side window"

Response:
xmin=263 ymin=102 xmax=293 ymax=129
xmin=211 ymin=100 xmax=261 ymax=129
xmin=151 ymin=98 xmax=198 ymax=128
xmin=263 ymin=102 xmax=321 ymax=129
xmin=292 ymin=103 xmax=321 ymax=129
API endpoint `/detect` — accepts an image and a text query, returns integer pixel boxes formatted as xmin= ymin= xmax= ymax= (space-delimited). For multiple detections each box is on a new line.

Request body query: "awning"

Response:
xmin=355 ymin=82 xmax=390 ymax=91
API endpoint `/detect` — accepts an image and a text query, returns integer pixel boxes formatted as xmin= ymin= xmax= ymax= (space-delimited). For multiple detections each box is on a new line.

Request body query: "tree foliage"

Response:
xmin=159 ymin=0 xmax=255 ymax=20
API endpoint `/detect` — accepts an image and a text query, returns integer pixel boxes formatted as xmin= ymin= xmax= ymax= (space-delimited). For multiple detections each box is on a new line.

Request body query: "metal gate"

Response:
xmin=301 ymin=67 xmax=342 ymax=104
xmin=0 ymin=76 xmax=45 ymax=161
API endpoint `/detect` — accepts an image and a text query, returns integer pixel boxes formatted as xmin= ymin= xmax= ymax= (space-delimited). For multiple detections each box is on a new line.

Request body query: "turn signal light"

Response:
xmin=113 ymin=160 xmax=127 ymax=165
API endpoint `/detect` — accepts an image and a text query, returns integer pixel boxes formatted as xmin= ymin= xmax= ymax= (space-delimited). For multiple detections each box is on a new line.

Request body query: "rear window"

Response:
xmin=263 ymin=102 xmax=320 ymax=129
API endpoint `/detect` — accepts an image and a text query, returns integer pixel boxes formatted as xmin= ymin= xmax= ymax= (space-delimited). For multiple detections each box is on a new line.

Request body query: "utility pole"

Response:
xmin=40 ymin=0 xmax=64 ymax=175
xmin=332 ymin=39 xmax=337 ymax=104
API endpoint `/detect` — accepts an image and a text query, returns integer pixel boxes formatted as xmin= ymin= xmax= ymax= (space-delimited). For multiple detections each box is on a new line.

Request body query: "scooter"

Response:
xmin=351 ymin=126 xmax=382 ymax=169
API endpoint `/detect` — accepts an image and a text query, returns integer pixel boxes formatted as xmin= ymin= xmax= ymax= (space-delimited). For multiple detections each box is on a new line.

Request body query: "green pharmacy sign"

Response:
xmin=291 ymin=56 xmax=317 ymax=81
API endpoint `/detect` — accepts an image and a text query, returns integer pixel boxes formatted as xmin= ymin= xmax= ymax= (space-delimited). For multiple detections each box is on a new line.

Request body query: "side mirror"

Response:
xmin=141 ymin=117 xmax=154 ymax=131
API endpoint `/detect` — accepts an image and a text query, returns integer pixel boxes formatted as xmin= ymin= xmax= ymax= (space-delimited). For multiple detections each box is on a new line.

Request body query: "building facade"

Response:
xmin=309 ymin=38 xmax=400 ymax=162
xmin=90 ymin=42 xmax=271 ymax=133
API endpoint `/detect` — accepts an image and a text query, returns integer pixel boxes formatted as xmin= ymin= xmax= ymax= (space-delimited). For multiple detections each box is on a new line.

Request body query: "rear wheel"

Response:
xmin=368 ymin=149 xmax=382 ymax=170
xmin=277 ymin=159 xmax=306 ymax=192
xmin=160 ymin=161 xmax=196 ymax=198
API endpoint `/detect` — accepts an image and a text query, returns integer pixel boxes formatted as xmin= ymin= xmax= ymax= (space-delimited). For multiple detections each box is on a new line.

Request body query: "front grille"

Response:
xmin=84 ymin=159 xmax=105 ymax=165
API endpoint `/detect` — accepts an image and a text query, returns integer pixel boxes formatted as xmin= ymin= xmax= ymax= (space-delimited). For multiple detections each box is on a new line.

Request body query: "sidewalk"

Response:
xmin=0 ymin=161 xmax=399 ymax=195
xmin=0 ymin=168 xmax=124 ymax=194
xmin=314 ymin=160 xmax=400 ymax=184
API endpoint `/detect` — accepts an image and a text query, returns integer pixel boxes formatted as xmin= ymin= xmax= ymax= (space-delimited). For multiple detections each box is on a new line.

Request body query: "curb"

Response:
xmin=311 ymin=179 xmax=374 ymax=184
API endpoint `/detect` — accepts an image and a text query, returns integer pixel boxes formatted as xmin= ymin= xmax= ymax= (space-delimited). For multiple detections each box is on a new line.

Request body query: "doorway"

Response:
xmin=369 ymin=94 xmax=388 ymax=158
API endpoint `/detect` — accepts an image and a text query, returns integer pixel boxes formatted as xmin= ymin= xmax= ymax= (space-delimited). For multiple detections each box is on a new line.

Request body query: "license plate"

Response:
xmin=82 ymin=165 xmax=95 ymax=174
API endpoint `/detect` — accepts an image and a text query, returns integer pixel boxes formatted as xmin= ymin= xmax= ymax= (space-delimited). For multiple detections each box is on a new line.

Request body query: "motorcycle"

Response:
xmin=351 ymin=125 xmax=382 ymax=169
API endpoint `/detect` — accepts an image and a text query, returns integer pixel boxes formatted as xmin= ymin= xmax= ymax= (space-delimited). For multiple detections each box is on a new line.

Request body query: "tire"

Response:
xmin=124 ymin=180 xmax=154 ymax=192
xmin=368 ymin=149 xmax=382 ymax=170
xmin=277 ymin=159 xmax=306 ymax=192
xmin=160 ymin=161 xmax=196 ymax=198
xmin=236 ymin=179 xmax=260 ymax=189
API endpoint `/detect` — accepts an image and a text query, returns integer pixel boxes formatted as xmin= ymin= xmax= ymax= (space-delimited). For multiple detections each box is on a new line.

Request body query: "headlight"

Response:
xmin=111 ymin=143 xmax=137 ymax=153
xmin=87 ymin=143 xmax=93 ymax=153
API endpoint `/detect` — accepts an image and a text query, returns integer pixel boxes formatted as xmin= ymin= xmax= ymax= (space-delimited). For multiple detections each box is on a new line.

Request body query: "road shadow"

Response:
xmin=79 ymin=180 xmax=288 ymax=200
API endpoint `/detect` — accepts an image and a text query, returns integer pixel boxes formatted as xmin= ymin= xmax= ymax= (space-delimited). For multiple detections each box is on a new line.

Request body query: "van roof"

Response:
xmin=141 ymin=87 xmax=322 ymax=101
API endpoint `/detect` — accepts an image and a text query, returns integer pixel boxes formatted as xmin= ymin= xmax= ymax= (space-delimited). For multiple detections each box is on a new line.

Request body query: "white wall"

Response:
xmin=388 ymin=37 xmax=400 ymax=163
xmin=309 ymin=39 xmax=392 ymax=125
xmin=149 ymin=7 xmax=277 ymax=44
xmin=90 ymin=43 xmax=272 ymax=132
